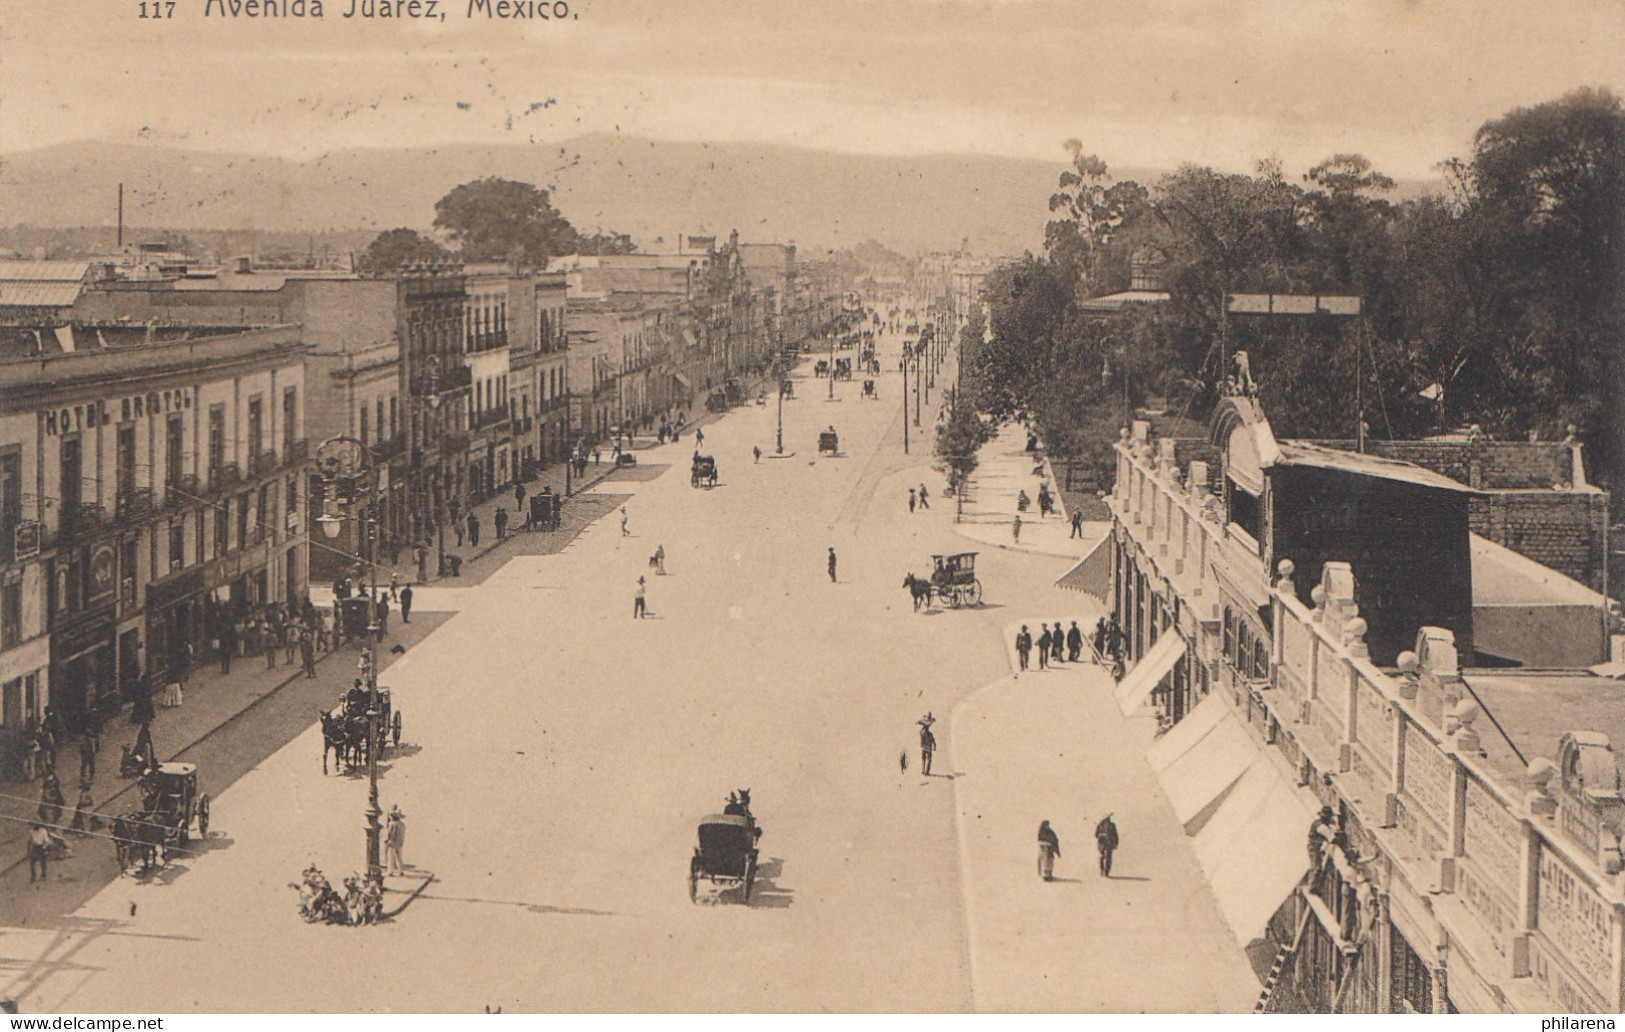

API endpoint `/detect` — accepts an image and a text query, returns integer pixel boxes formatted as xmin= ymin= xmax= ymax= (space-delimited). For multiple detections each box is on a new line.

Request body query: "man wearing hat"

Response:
xmin=634 ymin=576 xmax=647 ymax=618
xmin=386 ymin=805 xmax=406 ymax=876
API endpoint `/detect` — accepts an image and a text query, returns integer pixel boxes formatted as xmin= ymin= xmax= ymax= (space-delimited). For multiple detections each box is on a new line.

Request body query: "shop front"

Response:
xmin=49 ymin=603 xmax=116 ymax=731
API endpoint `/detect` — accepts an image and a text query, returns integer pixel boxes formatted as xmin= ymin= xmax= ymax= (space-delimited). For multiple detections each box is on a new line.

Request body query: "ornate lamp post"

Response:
xmin=314 ymin=435 xmax=385 ymax=891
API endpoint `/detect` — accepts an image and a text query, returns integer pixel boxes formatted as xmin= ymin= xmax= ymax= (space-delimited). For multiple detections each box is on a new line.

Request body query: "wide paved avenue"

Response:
xmin=5 ymin=328 xmax=1252 ymax=1012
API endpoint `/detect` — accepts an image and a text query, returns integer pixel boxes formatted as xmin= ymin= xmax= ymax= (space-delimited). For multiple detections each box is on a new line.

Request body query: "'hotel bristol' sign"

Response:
xmin=41 ymin=387 xmax=194 ymax=436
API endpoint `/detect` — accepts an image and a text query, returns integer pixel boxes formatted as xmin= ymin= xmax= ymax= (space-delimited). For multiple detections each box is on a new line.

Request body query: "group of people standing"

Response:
xmin=1013 ymin=620 xmax=1085 ymax=671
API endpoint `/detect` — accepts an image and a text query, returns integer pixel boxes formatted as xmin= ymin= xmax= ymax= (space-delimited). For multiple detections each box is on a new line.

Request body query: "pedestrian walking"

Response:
xmin=467 ymin=512 xmax=480 ymax=548
xmin=594 ymin=448 xmax=602 ymax=466
xmin=28 ymin=824 xmax=50 ymax=883
xmin=1012 ymin=514 xmax=1022 ymax=543
xmin=494 ymin=506 xmax=508 ymax=541
xmin=386 ymin=805 xmax=406 ymax=875
xmin=400 ymin=583 xmax=413 ymax=624
xmin=1051 ymin=619 xmax=1065 ymax=663
xmin=908 ymin=488 xmax=917 ymax=513
xmin=695 ymin=427 xmax=705 ymax=447
xmin=71 ymin=781 xmax=99 ymax=833
xmin=301 ymin=626 xmax=318 ymax=679
xmin=1015 ymin=625 xmax=1032 ymax=670
xmin=219 ymin=624 xmax=234 ymax=674
xmin=634 ymin=575 xmax=647 ymax=618
xmin=620 ymin=506 xmax=630 ymax=537
xmin=1092 ymin=617 xmax=1108 ymax=661
xmin=753 ymin=446 xmax=761 ymax=463
xmin=918 ymin=483 xmax=930 ymax=509
xmin=1037 ymin=820 xmax=1061 ymax=881
xmin=38 ymin=772 xmax=65 ymax=826
xmin=827 ymin=547 xmax=837 ymax=583
xmin=1066 ymin=621 xmax=1083 ymax=663
xmin=514 ymin=483 xmax=526 ymax=513
xmin=79 ymin=733 xmax=95 ymax=783
xmin=389 ymin=572 xmax=400 ymax=601
xmin=264 ymin=624 xmax=279 ymax=669
xmin=1095 ymin=814 xmax=1119 ymax=876
xmin=1036 ymin=624 xmax=1051 ymax=670
xmin=654 ymin=544 xmax=666 ymax=575
xmin=1070 ymin=510 xmax=1083 ymax=538
xmin=454 ymin=519 xmax=465 ymax=547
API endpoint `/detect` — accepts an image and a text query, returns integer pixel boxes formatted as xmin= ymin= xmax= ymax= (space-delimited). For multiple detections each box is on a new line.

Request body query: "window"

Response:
xmin=60 ymin=436 xmax=82 ymax=516
xmin=166 ymin=414 xmax=185 ymax=489
xmin=389 ymin=396 xmax=398 ymax=440
xmin=117 ymin=424 xmax=137 ymax=503
xmin=1223 ymin=607 xmax=1235 ymax=660
xmin=169 ymin=518 xmax=186 ymax=570
xmin=1237 ymin=623 xmax=1253 ymax=674
xmin=1254 ymin=638 xmax=1270 ymax=681
xmin=236 ymin=492 xmax=250 ymax=549
xmin=208 ymin=404 xmax=226 ymax=474
xmin=2 ymin=579 xmax=21 ymax=649
xmin=286 ymin=474 xmax=298 ymax=514
xmin=257 ymin=486 xmax=270 ymax=542
xmin=376 ymin=399 xmax=385 ymax=444
xmin=247 ymin=395 xmax=264 ymax=462
xmin=283 ymin=387 xmax=298 ymax=454
xmin=360 ymin=404 xmax=370 ymax=446
xmin=215 ymin=502 xmax=229 ymax=557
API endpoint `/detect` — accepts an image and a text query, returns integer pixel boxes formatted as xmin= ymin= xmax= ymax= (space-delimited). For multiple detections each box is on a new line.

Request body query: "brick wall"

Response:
xmin=1312 ymin=439 xmax=1577 ymax=490
xmin=1470 ymin=492 xmax=1609 ymax=593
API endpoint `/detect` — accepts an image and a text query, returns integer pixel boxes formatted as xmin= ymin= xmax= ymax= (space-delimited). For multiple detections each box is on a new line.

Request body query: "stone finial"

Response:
xmin=1318 ymin=563 xmax=1358 ymax=639
xmin=1310 ymin=584 xmax=1326 ymax=621
xmin=1395 ymin=651 xmax=1420 ymax=699
xmin=1415 ymin=627 xmax=1461 ymax=703
xmin=1119 ymin=426 xmax=1131 ymax=442
xmin=1528 ymin=757 xmax=1559 ymax=818
xmin=1446 ymin=699 xmax=1482 ymax=752
xmin=1344 ymin=616 xmax=1370 ymax=660
xmin=1276 ymin=558 xmax=1296 ymax=594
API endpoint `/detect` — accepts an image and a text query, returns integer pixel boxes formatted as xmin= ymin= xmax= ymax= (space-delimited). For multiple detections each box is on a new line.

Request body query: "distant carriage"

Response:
xmin=321 ymin=685 xmax=402 ymax=775
xmin=817 ymin=428 xmax=839 ymax=456
xmin=691 ymin=454 xmax=718 ymax=488
xmin=814 ymin=359 xmax=830 ymax=378
xmin=689 ymin=812 xmax=761 ymax=903
xmin=115 ymin=761 xmax=210 ymax=874
xmin=861 ymin=379 xmax=877 ymax=399
xmin=779 ymin=378 xmax=795 ymax=399
xmin=903 ymin=551 xmax=983 ymax=610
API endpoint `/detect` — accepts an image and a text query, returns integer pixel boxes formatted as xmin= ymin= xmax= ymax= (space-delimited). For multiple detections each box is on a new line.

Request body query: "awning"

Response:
xmin=1114 ymin=630 xmax=1185 ymax=715
xmin=1148 ymin=693 xmax=1256 ymax=830
xmin=1191 ymin=751 xmax=1319 ymax=947
xmin=672 ymin=372 xmax=693 ymax=390
xmin=1055 ymin=533 xmax=1111 ymax=601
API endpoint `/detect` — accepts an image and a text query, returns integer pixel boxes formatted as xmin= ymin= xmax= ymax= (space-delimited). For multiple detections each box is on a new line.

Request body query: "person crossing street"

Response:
xmin=1037 ymin=820 xmax=1061 ymax=881
xmin=634 ymin=575 xmax=647 ymax=618
xmin=1095 ymin=814 xmax=1119 ymax=876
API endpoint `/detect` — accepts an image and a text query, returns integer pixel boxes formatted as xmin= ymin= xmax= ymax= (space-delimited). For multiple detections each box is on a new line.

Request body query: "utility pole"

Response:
xmin=902 ymin=346 xmax=910 ymax=455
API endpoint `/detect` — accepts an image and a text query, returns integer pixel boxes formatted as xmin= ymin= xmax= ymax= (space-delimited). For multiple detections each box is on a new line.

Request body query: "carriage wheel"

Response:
xmin=392 ymin=710 xmax=403 ymax=748
xmin=177 ymin=817 xmax=190 ymax=847
xmin=743 ymin=855 xmax=758 ymax=902
xmin=197 ymin=793 xmax=210 ymax=840
xmin=946 ymin=587 xmax=963 ymax=609
xmin=688 ymin=867 xmax=699 ymax=903
xmin=967 ymin=579 xmax=983 ymax=606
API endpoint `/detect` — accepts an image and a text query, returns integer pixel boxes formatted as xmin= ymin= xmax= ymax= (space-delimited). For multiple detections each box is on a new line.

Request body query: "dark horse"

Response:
xmin=902 ymin=574 xmax=934 ymax=612
xmin=320 ymin=709 xmax=370 ymax=775
xmin=112 ymin=811 xmax=166 ymax=875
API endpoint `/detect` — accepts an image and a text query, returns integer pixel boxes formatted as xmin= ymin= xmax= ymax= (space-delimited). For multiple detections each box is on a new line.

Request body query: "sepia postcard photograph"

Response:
xmin=0 ymin=0 xmax=1622 ymax=1017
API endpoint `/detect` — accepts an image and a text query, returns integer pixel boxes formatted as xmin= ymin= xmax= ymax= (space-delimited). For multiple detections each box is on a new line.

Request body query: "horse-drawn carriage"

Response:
xmin=814 ymin=359 xmax=830 ymax=378
xmin=115 ymin=761 xmax=210 ymax=873
xmin=779 ymin=378 xmax=795 ymax=399
xmin=691 ymin=454 xmax=718 ymax=488
xmin=861 ymin=378 xmax=877 ymax=399
xmin=903 ymin=551 xmax=984 ymax=610
xmin=833 ymin=357 xmax=853 ymax=381
xmin=321 ymin=684 xmax=402 ymax=775
xmin=689 ymin=794 xmax=762 ymax=903
xmin=818 ymin=427 xmax=839 ymax=456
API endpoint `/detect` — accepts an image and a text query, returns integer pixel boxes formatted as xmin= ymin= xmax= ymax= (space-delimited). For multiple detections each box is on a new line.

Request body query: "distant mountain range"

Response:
xmin=0 ymin=135 xmax=1444 ymax=258
xmin=0 ymin=135 xmax=1162 ymax=256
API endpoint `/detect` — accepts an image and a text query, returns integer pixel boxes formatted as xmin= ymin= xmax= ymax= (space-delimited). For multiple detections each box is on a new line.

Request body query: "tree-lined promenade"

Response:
xmin=960 ymin=88 xmax=1624 ymax=494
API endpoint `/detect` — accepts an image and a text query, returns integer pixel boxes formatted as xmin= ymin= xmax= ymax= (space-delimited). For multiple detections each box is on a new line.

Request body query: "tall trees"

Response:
xmin=432 ymin=178 xmax=582 ymax=264
xmin=357 ymin=227 xmax=451 ymax=275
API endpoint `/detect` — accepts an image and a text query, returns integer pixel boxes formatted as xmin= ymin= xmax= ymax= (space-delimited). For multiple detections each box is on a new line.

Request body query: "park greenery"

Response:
xmin=958 ymin=88 xmax=1624 ymax=490
xmin=360 ymin=177 xmax=637 ymax=273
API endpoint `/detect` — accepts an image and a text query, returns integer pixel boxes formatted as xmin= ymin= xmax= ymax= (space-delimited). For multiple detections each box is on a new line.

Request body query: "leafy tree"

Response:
xmin=432 ymin=178 xmax=580 ymax=264
xmin=577 ymin=230 xmax=639 ymax=255
xmin=357 ymin=227 xmax=450 ymax=275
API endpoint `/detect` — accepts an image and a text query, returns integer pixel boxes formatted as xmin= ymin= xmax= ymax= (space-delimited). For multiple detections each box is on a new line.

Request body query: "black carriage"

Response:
xmin=862 ymin=379 xmax=877 ymax=399
xmin=779 ymin=378 xmax=795 ymax=398
xmin=615 ymin=452 xmax=638 ymax=468
xmin=688 ymin=813 xmax=760 ymax=903
xmin=818 ymin=428 xmax=839 ymax=455
xmin=930 ymin=551 xmax=983 ymax=607
xmin=140 ymin=761 xmax=210 ymax=847
xmin=691 ymin=454 xmax=718 ymax=488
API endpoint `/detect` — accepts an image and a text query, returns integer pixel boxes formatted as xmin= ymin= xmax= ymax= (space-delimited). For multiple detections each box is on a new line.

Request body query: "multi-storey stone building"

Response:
xmin=0 ymin=323 xmax=312 ymax=748
xmin=1098 ymin=382 xmax=1620 ymax=1013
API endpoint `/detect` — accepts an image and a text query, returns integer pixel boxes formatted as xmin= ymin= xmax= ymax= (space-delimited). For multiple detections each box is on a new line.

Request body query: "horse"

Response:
xmin=112 ymin=811 xmax=165 ymax=875
xmin=902 ymin=574 xmax=934 ymax=612
xmin=320 ymin=709 xmax=370 ymax=774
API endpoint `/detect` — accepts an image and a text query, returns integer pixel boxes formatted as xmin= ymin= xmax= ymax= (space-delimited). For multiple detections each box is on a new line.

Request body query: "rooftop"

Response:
xmin=1274 ymin=440 xmax=1477 ymax=493
xmin=1466 ymin=670 xmax=1625 ymax=789
xmin=1471 ymin=533 xmax=1607 ymax=607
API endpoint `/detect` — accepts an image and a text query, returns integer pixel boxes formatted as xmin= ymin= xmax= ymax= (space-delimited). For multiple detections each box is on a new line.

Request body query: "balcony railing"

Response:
xmin=165 ymin=473 xmax=200 ymax=509
xmin=116 ymin=486 xmax=155 ymax=523
xmin=471 ymin=406 xmax=510 ymax=432
xmin=62 ymin=502 xmax=106 ymax=541
xmin=250 ymin=449 xmax=279 ymax=477
xmin=209 ymin=462 xmax=241 ymax=493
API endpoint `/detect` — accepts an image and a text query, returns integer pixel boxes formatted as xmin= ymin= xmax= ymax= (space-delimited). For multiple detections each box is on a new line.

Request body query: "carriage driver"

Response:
xmin=346 ymin=679 xmax=369 ymax=717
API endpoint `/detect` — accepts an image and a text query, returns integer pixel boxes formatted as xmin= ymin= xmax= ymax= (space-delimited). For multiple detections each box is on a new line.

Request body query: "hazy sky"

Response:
xmin=2 ymin=0 xmax=1621 ymax=177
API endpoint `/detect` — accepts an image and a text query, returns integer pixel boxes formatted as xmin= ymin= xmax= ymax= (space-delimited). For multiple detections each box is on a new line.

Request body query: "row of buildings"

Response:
xmin=1091 ymin=361 xmax=1623 ymax=1012
xmin=0 ymin=235 xmax=837 ymax=749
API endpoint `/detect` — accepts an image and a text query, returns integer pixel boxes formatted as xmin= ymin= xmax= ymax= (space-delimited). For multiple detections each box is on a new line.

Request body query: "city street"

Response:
xmin=2 ymin=330 xmax=1251 ymax=1013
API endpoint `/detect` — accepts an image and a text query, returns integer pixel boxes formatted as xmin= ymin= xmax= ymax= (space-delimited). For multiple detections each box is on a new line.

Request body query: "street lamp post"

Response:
xmin=901 ymin=344 xmax=910 ymax=455
xmin=315 ymin=435 xmax=385 ymax=893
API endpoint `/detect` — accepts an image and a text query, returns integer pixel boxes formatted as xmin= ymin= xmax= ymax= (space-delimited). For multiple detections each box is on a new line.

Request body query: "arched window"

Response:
xmin=1253 ymin=638 xmax=1270 ymax=681
xmin=1237 ymin=622 xmax=1252 ymax=673
xmin=1223 ymin=607 xmax=1235 ymax=661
